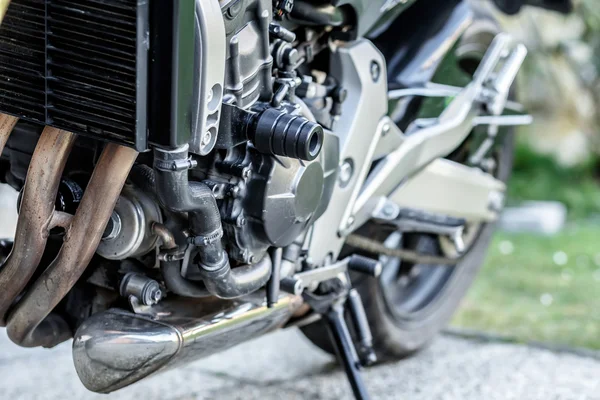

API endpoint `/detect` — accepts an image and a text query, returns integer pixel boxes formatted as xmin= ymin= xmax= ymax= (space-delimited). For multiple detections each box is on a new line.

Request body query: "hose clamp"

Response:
xmin=188 ymin=228 xmax=224 ymax=246
xmin=154 ymin=157 xmax=198 ymax=172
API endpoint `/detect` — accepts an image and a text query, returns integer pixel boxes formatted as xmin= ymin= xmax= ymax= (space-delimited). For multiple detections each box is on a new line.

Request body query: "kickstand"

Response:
xmin=304 ymin=282 xmax=377 ymax=400
xmin=295 ymin=255 xmax=382 ymax=399
xmin=324 ymin=301 xmax=371 ymax=400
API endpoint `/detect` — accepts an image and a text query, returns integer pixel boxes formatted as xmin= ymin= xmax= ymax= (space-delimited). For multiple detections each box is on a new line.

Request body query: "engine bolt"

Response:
xmin=382 ymin=204 xmax=396 ymax=218
xmin=120 ymin=273 xmax=163 ymax=306
xmin=346 ymin=216 xmax=355 ymax=229
xmin=242 ymin=167 xmax=251 ymax=179
xmin=151 ymin=288 xmax=163 ymax=304
xmin=102 ymin=212 xmax=122 ymax=240
xmin=370 ymin=60 xmax=381 ymax=82
xmin=338 ymin=159 xmax=354 ymax=187
xmin=382 ymin=123 xmax=391 ymax=136
xmin=236 ymin=215 xmax=246 ymax=227
xmin=202 ymin=130 xmax=212 ymax=146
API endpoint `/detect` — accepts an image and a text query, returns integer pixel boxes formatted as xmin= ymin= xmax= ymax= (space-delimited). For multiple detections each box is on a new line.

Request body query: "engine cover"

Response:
xmin=213 ymin=127 xmax=338 ymax=264
xmin=245 ymin=153 xmax=324 ymax=247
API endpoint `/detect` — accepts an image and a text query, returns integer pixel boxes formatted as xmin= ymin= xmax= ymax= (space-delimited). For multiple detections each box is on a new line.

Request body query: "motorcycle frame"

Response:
xmin=307 ymin=0 xmax=529 ymax=264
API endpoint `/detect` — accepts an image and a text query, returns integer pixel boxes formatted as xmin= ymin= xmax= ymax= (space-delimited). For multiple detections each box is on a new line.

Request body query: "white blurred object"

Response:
xmin=0 ymin=184 xmax=18 ymax=239
xmin=499 ymin=201 xmax=567 ymax=235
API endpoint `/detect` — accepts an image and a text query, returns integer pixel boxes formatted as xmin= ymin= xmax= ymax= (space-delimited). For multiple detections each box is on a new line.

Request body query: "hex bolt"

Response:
xmin=381 ymin=204 xmax=396 ymax=218
xmin=120 ymin=273 xmax=163 ymax=306
xmin=202 ymin=130 xmax=212 ymax=146
xmin=370 ymin=60 xmax=381 ymax=82
xmin=382 ymin=123 xmax=391 ymax=136
xmin=346 ymin=216 xmax=355 ymax=230
xmin=338 ymin=159 xmax=354 ymax=187
xmin=102 ymin=212 xmax=122 ymax=241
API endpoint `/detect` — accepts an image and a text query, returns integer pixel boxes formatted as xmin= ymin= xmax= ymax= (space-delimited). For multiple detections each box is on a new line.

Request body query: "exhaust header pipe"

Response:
xmin=72 ymin=294 xmax=302 ymax=393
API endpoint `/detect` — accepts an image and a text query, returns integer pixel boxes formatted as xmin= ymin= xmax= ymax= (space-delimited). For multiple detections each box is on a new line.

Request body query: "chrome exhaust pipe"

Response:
xmin=72 ymin=294 xmax=303 ymax=393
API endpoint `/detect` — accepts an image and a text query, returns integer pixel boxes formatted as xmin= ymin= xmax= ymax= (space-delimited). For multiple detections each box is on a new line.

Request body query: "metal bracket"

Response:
xmin=281 ymin=255 xmax=382 ymax=295
xmin=190 ymin=0 xmax=226 ymax=155
xmin=347 ymin=33 xmax=527 ymax=232
xmin=307 ymin=39 xmax=388 ymax=265
xmin=372 ymin=201 xmax=467 ymax=253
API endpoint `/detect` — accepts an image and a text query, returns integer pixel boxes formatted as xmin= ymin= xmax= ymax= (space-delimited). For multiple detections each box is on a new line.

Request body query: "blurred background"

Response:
xmin=452 ymin=0 xmax=600 ymax=350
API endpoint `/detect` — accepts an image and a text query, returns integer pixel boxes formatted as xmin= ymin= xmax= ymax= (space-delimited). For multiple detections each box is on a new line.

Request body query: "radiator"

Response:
xmin=0 ymin=0 xmax=147 ymax=150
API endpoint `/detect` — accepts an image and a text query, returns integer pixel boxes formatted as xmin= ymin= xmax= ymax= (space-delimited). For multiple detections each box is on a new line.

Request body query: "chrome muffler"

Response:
xmin=72 ymin=294 xmax=302 ymax=393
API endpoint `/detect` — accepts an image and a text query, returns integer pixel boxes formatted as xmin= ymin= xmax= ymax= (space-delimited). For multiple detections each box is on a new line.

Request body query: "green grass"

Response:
xmin=452 ymin=223 xmax=600 ymax=349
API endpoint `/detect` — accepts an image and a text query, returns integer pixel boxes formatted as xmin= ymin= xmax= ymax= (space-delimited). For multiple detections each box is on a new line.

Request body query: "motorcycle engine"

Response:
xmin=190 ymin=0 xmax=339 ymax=267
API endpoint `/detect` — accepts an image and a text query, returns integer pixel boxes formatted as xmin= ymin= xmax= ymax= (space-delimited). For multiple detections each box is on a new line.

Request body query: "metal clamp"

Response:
xmin=187 ymin=228 xmax=224 ymax=246
xmin=154 ymin=157 xmax=198 ymax=172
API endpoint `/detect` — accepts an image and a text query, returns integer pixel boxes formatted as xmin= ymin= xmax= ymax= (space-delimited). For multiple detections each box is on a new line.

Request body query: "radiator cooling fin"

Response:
xmin=0 ymin=0 xmax=146 ymax=149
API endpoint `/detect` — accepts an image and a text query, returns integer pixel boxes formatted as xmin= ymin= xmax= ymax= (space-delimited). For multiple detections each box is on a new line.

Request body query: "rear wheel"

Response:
xmin=302 ymin=12 xmax=514 ymax=359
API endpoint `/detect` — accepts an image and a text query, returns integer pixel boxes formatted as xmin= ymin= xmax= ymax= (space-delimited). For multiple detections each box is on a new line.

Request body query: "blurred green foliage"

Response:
xmin=508 ymin=140 xmax=600 ymax=219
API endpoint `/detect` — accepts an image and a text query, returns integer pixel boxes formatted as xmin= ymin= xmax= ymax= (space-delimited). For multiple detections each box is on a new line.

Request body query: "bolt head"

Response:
xmin=202 ymin=131 xmax=212 ymax=146
xmin=339 ymin=163 xmax=352 ymax=183
xmin=370 ymin=61 xmax=381 ymax=82
xmin=152 ymin=289 xmax=162 ymax=303
xmin=382 ymin=204 xmax=396 ymax=218
xmin=382 ymin=123 xmax=391 ymax=136
xmin=241 ymin=167 xmax=251 ymax=179
xmin=346 ymin=216 xmax=355 ymax=229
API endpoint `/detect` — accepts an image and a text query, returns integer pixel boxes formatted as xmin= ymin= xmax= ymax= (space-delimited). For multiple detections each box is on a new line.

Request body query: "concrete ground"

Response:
xmin=1 ymin=327 xmax=600 ymax=400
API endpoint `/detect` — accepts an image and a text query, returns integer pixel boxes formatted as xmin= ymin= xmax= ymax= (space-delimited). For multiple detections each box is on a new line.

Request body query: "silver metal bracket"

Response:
xmin=190 ymin=0 xmax=226 ymax=155
xmin=349 ymin=33 xmax=527 ymax=232
xmin=372 ymin=200 xmax=467 ymax=253
xmin=307 ymin=39 xmax=388 ymax=264
xmin=282 ymin=255 xmax=382 ymax=295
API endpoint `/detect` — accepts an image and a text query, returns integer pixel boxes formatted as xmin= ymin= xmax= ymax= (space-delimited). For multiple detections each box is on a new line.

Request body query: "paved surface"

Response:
xmin=1 ymin=327 xmax=600 ymax=400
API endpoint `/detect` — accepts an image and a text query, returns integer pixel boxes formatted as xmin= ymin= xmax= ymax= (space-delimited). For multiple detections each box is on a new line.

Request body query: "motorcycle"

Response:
xmin=0 ymin=0 xmax=571 ymax=398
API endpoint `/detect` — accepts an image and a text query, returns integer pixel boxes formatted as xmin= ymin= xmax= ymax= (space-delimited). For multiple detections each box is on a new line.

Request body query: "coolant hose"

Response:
xmin=161 ymin=260 xmax=211 ymax=298
xmin=198 ymin=255 xmax=272 ymax=300
xmin=153 ymin=146 xmax=272 ymax=299
xmin=153 ymin=146 xmax=225 ymax=268
xmin=161 ymin=255 xmax=272 ymax=300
